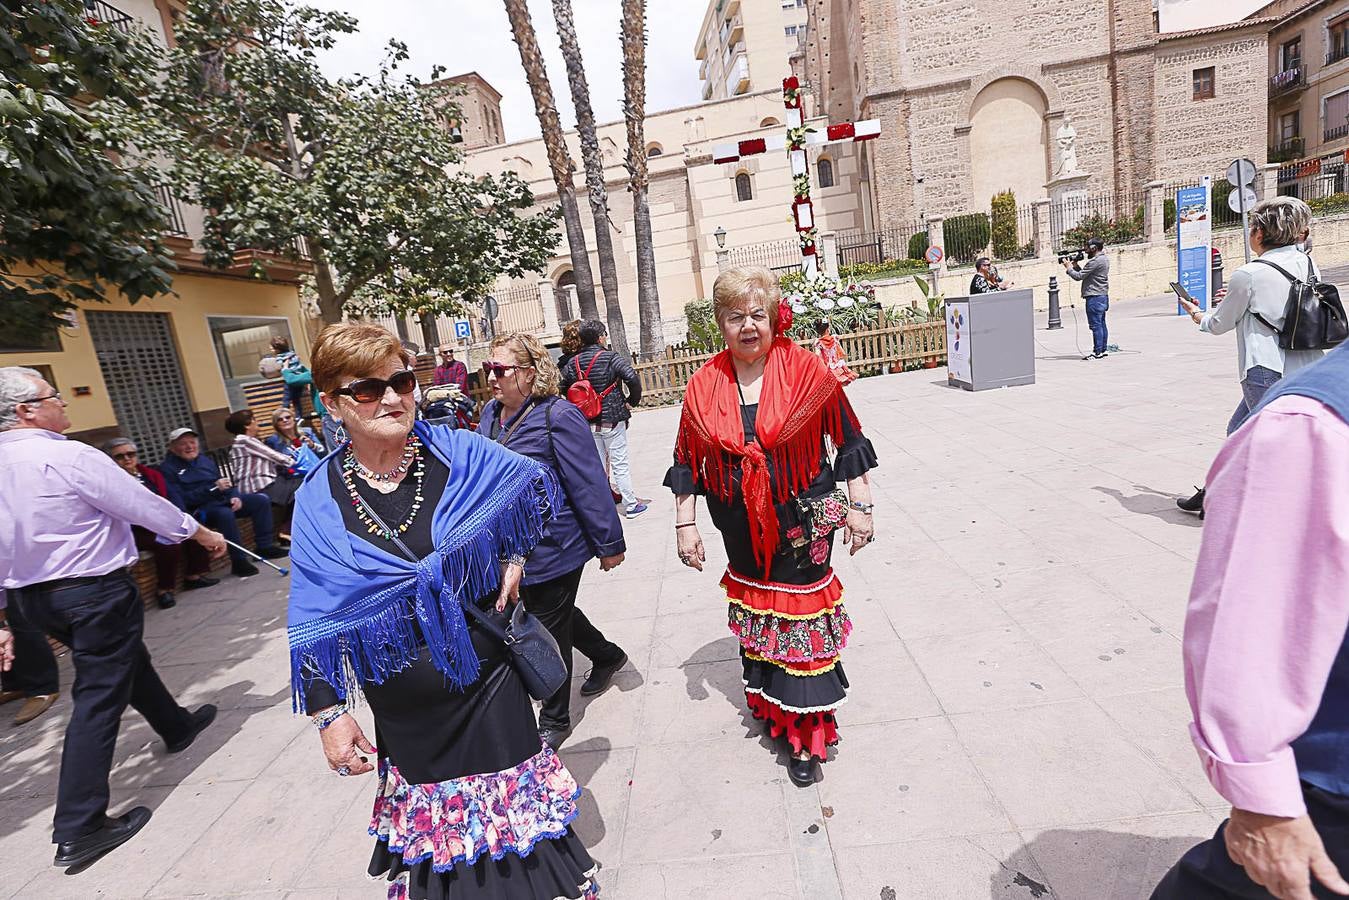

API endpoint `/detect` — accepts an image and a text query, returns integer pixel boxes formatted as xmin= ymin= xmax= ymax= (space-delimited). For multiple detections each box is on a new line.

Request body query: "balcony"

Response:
xmin=722 ymin=39 xmax=745 ymax=67
xmin=82 ymin=0 xmax=133 ymax=34
xmin=1269 ymin=137 xmax=1305 ymax=163
xmin=153 ymin=184 xmax=189 ymax=237
xmin=1328 ymin=43 xmax=1349 ymax=67
xmin=723 ymin=54 xmax=750 ymax=97
xmin=1270 ymin=66 xmax=1305 ymax=97
xmin=1325 ymin=123 xmax=1349 ymax=142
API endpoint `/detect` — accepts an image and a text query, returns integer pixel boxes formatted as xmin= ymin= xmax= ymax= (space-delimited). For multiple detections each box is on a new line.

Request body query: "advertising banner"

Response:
xmin=1176 ymin=180 xmax=1212 ymax=314
xmin=946 ymin=300 xmax=972 ymax=387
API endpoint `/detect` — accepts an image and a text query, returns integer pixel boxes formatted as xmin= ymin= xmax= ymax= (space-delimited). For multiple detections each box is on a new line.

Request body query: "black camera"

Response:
xmin=1056 ymin=248 xmax=1086 ymax=264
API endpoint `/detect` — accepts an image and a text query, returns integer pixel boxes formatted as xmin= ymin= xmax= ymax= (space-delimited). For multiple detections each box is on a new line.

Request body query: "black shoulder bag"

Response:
xmin=349 ymin=487 xmax=567 ymax=702
xmin=1250 ymin=253 xmax=1349 ymax=351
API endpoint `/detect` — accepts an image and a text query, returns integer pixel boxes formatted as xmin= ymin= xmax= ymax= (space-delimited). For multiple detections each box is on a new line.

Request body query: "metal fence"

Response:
xmin=726 ymin=238 xmax=803 ymax=276
xmin=83 ymin=0 xmax=133 ymax=33
xmin=1049 ymin=189 xmax=1147 ymax=248
xmin=834 ymin=223 xmax=926 ymax=267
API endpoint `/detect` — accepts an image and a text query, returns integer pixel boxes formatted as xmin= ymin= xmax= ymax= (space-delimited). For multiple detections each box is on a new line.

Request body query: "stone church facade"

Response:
xmin=798 ymin=0 xmax=1270 ymax=227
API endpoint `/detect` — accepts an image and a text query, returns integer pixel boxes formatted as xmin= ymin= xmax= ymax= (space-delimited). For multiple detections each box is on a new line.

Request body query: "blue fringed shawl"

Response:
xmin=286 ymin=422 xmax=560 ymax=710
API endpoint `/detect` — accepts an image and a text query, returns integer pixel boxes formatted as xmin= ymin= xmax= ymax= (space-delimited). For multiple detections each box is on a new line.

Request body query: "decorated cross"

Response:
xmin=711 ymin=77 xmax=881 ymax=281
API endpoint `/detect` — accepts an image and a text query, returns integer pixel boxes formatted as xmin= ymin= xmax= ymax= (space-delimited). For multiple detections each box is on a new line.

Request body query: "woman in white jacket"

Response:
xmin=1176 ymin=196 xmax=1324 ymax=516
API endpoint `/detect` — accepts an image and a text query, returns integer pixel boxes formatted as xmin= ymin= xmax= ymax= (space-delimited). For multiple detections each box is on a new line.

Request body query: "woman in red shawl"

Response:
xmin=665 ymin=266 xmax=877 ymax=787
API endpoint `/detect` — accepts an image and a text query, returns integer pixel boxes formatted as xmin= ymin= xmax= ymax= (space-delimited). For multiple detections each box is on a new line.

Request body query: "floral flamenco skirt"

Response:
xmin=368 ymin=746 xmax=599 ymax=900
xmin=724 ymin=568 xmax=851 ymax=761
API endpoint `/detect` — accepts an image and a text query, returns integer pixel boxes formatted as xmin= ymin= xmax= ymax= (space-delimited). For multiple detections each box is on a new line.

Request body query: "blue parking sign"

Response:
xmin=453 ymin=319 xmax=471 ymax=340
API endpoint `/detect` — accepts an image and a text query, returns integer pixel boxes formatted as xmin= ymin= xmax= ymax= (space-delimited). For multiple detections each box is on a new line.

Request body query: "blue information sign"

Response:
xmin=1176 ymin=182 xmax=1212 ymax=314
xmin=453 ymin=319 xmax=472 ymax=340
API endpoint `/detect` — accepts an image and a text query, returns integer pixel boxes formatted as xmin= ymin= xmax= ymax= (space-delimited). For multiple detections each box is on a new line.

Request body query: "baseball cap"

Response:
xmin=166 ymin=427 xmax=197 ymax=443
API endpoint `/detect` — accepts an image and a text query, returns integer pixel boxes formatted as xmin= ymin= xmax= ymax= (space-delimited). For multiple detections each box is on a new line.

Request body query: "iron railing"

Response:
xmin=1270 ymin=67 xmax=1304 ymax=96
xmin=1326 ymin=123 xmax=1349 ymax=142
xmin=727 ymin=237 xmax=803 ymax=275
xmin=83 ymin=0 xmax=133 ymax=34
xmin=1269 ymin=137 xmax=1305 ymax=163
xmin=153 ymin=184 xmax=189 ymax=237
xmin=1328 ymin=44 xmax=1349 ymax=67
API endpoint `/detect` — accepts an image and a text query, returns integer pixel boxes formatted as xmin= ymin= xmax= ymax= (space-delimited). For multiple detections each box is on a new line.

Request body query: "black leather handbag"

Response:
xmin=460 ymin=600 xmax=568 ymax=701
xmin=352 ymin=491 xmax=568 ymax=702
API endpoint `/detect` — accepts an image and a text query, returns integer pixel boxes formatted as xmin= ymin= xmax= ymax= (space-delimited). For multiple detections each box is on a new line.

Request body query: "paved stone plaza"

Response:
xmin=0 ymin=295 xmax=1263 ymax=899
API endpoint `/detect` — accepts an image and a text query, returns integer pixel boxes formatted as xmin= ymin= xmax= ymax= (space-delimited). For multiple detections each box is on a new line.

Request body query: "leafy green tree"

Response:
xmin=145 ymin=0 xmax=558 ymax=323
xmin=1 ymin=0 xmax=176 ymax=343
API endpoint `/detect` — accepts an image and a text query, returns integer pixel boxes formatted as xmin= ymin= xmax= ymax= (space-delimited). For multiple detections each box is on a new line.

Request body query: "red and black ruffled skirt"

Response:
xmin=724 ymin=567 xmax=851 ymax=760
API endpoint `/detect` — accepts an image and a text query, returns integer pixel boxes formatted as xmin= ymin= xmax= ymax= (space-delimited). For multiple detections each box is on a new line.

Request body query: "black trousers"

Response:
xmin=521 ymin=564 xmax=622 ymax=730
xmin=13 ymin=572 xmax=194 ymax=843
xmin=0 ymin=596 xmax=59 ymax=697
xmin=1150 ymin=783 xmax=1349 ymax=899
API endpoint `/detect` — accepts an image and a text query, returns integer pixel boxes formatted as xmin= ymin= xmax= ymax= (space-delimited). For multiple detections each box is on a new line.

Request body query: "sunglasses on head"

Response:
xmin=332 ymin=370 xmax=418 ymax=403
xmin=482 ymin=361 xmax=532 ymax=378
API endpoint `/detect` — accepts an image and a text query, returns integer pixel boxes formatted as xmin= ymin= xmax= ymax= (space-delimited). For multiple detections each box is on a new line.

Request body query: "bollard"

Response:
xmin=1211 ymin=251 xmax=1224 ymax=297
xmin=1047 ymin=276 xmax=1063 ymax=330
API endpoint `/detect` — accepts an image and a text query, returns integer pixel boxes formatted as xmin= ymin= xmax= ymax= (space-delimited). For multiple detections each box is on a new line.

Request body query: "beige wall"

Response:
xmin=969 ymin=78 xmax=1049 ymax=214
xmin=0 ymin=275 xmax=309 ymax=438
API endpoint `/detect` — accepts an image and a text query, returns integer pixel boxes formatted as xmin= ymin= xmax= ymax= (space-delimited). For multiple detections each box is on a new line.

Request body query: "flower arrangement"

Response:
xmin=781 ymin=274 xmax=880 ymax=338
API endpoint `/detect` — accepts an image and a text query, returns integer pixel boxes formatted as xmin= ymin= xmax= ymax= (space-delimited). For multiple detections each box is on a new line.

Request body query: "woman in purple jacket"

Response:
xmin=478 ymin=333 xmax=630 ymax=751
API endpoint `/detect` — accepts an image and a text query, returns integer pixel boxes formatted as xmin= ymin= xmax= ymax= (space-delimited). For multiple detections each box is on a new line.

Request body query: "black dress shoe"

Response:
xmin=53 ymin=807 xmax=152 ymax=868
xmin=538 ymin=726 xmax=570 ymax=751
xmin=1177 ymin=486 xmax=1205 ymax=513
xmin=231 ymin=560 xmax=259 ymax=577
xmin=156 ymin=591 xmax=176 ymax=610
xmin=579 ymin=651 xmax=628 ymax=697
xmin=257 ymin=546 xmax=289 ymax=560
xmin=787 ymin=755 xmax=816 ymax=787
xmin=166 ymin=704 xmax=217 ymax=754
xmin=181 ymin=575 xmax=220 ymax=590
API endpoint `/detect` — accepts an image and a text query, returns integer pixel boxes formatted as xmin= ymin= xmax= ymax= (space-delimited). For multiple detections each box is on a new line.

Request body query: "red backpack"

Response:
xmin=566 ymin=353 xmax=616 ymax=420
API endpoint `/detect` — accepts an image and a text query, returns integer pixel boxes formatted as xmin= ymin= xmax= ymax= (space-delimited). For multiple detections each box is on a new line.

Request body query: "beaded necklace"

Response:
xmin=342 ymin=437 xmax=426 ymax=540
xmin=349 ymin=433 xmax=417 ymax=482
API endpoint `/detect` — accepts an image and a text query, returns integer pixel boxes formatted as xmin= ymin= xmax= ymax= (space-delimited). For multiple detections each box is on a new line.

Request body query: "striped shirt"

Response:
xmin=229 ymin=434 xmax=295 ymax=495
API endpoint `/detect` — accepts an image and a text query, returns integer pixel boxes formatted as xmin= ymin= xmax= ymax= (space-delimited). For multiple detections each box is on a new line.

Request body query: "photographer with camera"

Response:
xmin=1062 ymin=237 xmax=1111 ymax=358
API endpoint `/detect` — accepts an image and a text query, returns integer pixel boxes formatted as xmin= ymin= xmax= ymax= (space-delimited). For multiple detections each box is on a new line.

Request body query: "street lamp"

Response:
xmin=713 ymin=225 xmax=730 ymax=272
xmin=714 ymin=226 xmax=727 ymax=249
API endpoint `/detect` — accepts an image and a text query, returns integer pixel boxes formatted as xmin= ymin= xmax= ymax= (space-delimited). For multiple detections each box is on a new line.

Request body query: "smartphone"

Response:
xmin=1169 ymin=282 xmax=1197 ymax=305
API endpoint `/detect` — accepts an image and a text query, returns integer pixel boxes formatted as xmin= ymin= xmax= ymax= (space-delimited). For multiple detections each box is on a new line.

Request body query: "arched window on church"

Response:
xmin=817 ymin=157 xmax=835 ymax=188
xmin=760 ymin=116 xmax=781 ymax=127
xmin=735 ymin=172 xmax=753 ymax=202
xmin=646 ymin=143 xmax=664 ymax=157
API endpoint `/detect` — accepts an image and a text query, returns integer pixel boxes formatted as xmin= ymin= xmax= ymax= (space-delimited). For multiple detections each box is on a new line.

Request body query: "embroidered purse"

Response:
xmin=792 ymin=488 xmax=850 ymax=542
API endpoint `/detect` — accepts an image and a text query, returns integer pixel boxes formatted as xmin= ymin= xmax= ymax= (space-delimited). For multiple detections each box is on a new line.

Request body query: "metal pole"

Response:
xmin=1047 ymin=276 xmax=1062 ymax=330
xmin=1239 ymin=179 xmax=1252 ymax=265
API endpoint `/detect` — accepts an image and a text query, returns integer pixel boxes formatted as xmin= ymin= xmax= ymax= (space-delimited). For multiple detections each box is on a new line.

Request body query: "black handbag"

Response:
xmin=351 ymin=489 xmax=568 ymax=702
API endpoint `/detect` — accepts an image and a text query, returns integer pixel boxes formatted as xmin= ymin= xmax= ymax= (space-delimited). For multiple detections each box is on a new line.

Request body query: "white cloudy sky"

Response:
xmin=1157 ymin=0 xmax=1266 ymax=31
xmin=306 ymin=0 xmax=704 ymax=144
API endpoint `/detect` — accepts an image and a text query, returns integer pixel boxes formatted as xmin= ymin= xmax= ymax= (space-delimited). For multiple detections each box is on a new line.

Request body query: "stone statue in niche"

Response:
xmin=1054 ymin=121 xmax=1083 ymax=177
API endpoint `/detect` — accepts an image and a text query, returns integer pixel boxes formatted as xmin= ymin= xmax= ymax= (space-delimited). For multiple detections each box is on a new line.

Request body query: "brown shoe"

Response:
xmin=0 ymin=689 xmax=24 ymax=706
xmin=14 ymin=694 xmax=58 ymax=726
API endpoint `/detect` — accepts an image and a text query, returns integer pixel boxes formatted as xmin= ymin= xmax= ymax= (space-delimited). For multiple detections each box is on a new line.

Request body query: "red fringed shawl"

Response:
xmin=676 ymin=337 xmax=860 ymax=575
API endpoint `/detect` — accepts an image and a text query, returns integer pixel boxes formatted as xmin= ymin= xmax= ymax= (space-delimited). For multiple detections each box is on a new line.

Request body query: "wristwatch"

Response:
xmin=849 ymin=501 xmax=874 ymax=513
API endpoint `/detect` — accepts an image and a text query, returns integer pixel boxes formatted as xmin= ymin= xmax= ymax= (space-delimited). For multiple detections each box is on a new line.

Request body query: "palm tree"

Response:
xmin=502 ymin=0 xmax=600 ymax=321
xmin=621 ymin=0 xmax=662 ymax=358
xmin=552 ymin=0 xmax=629 ymax=355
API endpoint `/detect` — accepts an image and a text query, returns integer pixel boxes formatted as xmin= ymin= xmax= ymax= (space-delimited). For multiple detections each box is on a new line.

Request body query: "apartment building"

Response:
xmin=1261 ymin=0 xmax=1349 ymax=195
xmin=695 ymin=0 xmax=809 ymax=102
xmin=2 ymin=0 xmax=311 ymax=452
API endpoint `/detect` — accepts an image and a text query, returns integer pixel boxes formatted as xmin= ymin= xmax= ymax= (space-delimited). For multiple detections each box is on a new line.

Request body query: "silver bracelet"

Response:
xmin=849 ymin=501 xmax=874 ymax=513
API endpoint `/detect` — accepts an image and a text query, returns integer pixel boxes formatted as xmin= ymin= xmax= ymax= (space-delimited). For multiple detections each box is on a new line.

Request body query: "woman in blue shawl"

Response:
xmin=287 ymin=323 xmax=597 ymax=900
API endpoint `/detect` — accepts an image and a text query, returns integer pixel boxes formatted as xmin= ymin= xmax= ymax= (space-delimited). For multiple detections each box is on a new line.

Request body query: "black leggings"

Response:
xmin=520 ymin=564 xmax=622 ymax=730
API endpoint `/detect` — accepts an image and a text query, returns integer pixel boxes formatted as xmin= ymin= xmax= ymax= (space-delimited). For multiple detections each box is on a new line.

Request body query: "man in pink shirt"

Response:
xmin=0 ymin=367 xmax=227 ymax=869
xmin=1151 ymin=346 xmax=1349 ymax=900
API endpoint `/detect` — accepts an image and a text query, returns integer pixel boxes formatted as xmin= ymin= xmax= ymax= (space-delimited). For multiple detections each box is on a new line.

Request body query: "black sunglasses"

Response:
xmin=112 ymin=450 xmax=138 ymax=460
xmin=332 ymin=370 xmax=418 ymax=403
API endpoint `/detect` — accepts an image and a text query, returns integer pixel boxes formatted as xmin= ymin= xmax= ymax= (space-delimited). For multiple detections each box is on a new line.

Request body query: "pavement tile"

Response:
xmin=1095 ymin=688 xmax=1223 ymax=807
xmin=834 ymin=832 xmax=1046 ymax=900
xmin=819 ymin=718 xmax=1012 ymax=847
xmin=558 ymin=744 xmax=636 ymax=870
xmin=904 ymin=624 xmax=1085 ymax=714
xmin=951 ymin=700 xmax=1199 ymax=829
xmin=1020 ymin=812 xmax=1219 ymax=900
xmin=833 ymin=641 xmax=943 ymax=726
xmin=614 ymin=853 xmax=798 ymax=900
xmin=1021 ymin=603 xmax=1183 ymax=698
xmin=636 ymin=662 xmax=755 ymax=747
xmin=623 ymin=740 xmax=790 ymax=863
